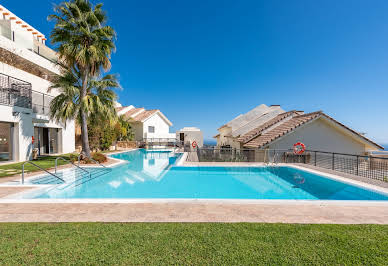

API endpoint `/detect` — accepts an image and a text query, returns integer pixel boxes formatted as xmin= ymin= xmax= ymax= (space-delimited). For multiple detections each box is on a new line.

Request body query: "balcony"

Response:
xmin=32 ymin=90 xmax=54 ymax=116
xmin=0 ymin=21 xmax=58 ymax=63
xmin=0 ymin=73 xmax=32 ymax=109
xmin=0 ymin=73 xmax=53 ymax=115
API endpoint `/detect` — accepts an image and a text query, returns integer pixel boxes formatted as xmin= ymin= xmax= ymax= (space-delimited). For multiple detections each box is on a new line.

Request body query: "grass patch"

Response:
xmin=0 ymin=155 xmax=72 ymax=178
xmin=0 ymin=223 xmax=387 ymax=265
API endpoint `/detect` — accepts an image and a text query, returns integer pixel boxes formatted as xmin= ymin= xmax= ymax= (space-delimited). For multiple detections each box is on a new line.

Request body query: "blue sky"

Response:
xmin=3 ymin=0 xmax=388 ymax=144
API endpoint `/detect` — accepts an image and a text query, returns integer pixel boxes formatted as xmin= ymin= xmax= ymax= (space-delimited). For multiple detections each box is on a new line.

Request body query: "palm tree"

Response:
xmin=49 ymin=68 xmax=119 ymax=144
xmin=48 ymin=0 xmax=116 ymax=157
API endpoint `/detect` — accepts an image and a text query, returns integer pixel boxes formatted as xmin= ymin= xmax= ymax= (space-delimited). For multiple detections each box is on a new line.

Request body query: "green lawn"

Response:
xmin=0 ymin=223 xmax=387 ymax=265
xmin=0 ymin=155 xmax=72 ymax=178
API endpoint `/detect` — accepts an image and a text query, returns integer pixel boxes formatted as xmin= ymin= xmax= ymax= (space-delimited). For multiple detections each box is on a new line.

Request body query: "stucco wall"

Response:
xmin=142 ymin=113 xmax=174 ymax=139
xmin=267 ymin=118 xmax=367 ymax=154
xmin=132 ymin=123 xmax=143 ymax=141
xmin=0 ymin=62 xmax=74 ymax=161
xmin=176 ymin=130 xmax=203 ymax=147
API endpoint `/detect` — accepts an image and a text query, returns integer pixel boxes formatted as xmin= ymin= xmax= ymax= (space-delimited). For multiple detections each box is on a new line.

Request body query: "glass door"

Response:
xmin=0 ymin=122 xmax=12 ymax=162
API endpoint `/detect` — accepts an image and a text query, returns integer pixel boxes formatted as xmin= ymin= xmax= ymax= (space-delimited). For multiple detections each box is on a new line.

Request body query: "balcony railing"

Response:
xmin=32 ymin=90 xmax=54 ymax=116
xmin=0 ymin=21 xmax=58 ymax=63
xmin=0 ymin=73 xmax=54 ymax=115
xmin=0 ymin=73 xmax=32 ymax=109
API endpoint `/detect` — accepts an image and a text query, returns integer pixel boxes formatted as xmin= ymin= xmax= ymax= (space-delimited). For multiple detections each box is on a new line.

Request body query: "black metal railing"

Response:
xmin=186 ymin=148 xmax=388 ymax=182
xmin=141 ymin=138 xmax=184 ymax=149
xmin=0 ymin=73 xmax=32 ymax=109
xmin=0 ymin=73 xmax=54 ymax=115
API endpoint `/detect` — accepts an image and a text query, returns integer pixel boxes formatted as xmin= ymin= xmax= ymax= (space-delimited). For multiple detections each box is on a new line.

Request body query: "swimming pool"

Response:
xmin=23 ymin=149 xmax=388 ymax=200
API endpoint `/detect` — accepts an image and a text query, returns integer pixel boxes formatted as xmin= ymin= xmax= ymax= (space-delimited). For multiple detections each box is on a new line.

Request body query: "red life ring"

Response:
xmin=293 ymin=142 xmax=306 ymax=155
xmin=32 ymin=136 xmax=35 ymax=144
xmin=192 ymin=141 xmax=197 ymax=148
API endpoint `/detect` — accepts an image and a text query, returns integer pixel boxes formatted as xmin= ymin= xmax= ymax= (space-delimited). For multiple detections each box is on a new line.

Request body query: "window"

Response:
xmin=148 ymin=126 xmax=155 ymax=133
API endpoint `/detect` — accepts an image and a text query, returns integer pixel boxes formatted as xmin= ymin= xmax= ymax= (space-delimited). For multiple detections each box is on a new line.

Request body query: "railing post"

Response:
xmin=356 ymin=155 xmax=359 ymax=176
xmin=314 ymin=151 xmax=317 ymax=166
xmin=332 ymin=153 xmax=335 ymax=170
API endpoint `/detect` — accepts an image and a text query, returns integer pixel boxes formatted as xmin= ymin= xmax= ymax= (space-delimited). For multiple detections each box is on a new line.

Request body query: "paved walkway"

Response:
xmin=0 ymin=202 xmax=387 ymax=223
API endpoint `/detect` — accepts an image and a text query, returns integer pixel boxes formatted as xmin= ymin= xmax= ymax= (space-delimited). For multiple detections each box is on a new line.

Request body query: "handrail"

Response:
xmin=55 ymin=157 xmax=91 ymax=178
xmin=22 ymin=161 xmax=64 ymax=184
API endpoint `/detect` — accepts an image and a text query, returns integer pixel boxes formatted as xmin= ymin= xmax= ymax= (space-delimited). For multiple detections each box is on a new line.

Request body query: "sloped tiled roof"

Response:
xmin=244 ymin=112 xmax=323 ymax=148
xmin=132 ymin=109 xmax=159 ymax=122
xmin=123 ymin=108 xmax=144 ymax=119
xmin=237 ymin=111 xmax=298 ymax=144
xmin=115 ymin=106 xmax=126 ymax=112
xmin=243 ymin=111 xmax=384 ymax=150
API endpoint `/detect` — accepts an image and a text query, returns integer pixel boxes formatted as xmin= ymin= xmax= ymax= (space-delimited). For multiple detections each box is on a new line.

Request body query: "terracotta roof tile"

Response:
xmin=244 ymin=112 xmax=321 ymax=148
xmin=243 ymin=111 xmax=383 ymax=150
xmin=115 ymin=106 xmax=126 ymax=112
xmin=237 ymin=111 xmax=298 ymax=144
xmin=122 ymin=108 xmax=144 ymax=119
xmin=132 ymin=109 xmax=159 ymax=122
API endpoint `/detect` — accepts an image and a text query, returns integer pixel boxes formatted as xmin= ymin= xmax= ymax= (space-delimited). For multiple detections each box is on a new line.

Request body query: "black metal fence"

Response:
xmin=141 ymin=138 xmax=185 ymax=149
xmin=186 ymin=148 xmax=388 ymax=182
xmin=0 ymin=73 xmax=54 ymax=115
xmin=0 ymin=73 xmax=32 ymax=109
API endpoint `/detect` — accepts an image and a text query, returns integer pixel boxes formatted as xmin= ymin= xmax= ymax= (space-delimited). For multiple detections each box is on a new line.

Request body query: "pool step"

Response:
xmin=57 ymin=169 xmax=111 ymax=190
xmin=30 ymin=166 xmax=111 ymax=185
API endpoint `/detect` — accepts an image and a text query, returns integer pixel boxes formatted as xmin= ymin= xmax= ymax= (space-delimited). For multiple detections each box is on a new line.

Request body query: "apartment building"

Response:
xmin=0 ymin=5 xmax=74 ymax=163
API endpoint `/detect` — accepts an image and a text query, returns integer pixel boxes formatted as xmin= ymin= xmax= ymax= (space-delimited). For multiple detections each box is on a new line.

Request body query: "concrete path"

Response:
xmin=0 ymin=202 xmax=387 ymax=224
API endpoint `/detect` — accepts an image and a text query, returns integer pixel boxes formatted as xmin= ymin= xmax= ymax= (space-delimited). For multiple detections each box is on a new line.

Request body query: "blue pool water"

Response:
xmin=25 ymin=149 xmax=388 ymax=200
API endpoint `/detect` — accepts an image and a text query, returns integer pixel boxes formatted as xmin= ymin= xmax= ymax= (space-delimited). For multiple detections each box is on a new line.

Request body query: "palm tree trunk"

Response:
xmin=80 ymin=70 xmax=91 ymax=157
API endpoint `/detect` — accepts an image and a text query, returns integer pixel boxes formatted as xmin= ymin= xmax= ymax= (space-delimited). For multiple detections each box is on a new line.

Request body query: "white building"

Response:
xmin=176 ymin=127 xmax=203 ymax=148
xmin=0 ymin=5 xmax=75 ymax=163
xmin=116 ymin=104 xmax=175 ymax=142
xmin=215 ymin=104 xmax=383 ymax=154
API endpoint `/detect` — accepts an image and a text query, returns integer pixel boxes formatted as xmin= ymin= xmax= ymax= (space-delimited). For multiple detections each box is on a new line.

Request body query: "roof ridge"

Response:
xmin=295 ymin=110 xmax=322 ymax=118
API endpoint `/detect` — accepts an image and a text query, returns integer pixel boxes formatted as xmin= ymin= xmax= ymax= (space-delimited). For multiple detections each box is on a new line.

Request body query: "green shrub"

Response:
xmin=91 ymin=152 xmax=107 ymax=163
xmin=69 ymin=153 xmax=79 ymax=163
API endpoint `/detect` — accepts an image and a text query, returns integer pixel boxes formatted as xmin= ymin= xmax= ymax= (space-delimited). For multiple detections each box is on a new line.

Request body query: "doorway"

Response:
xmin=34 ymin=127 xmax=58 ymax=155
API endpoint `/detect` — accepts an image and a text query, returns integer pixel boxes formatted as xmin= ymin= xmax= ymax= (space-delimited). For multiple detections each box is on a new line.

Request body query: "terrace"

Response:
xmin=0 ymin=73 xmax=53 ymax=115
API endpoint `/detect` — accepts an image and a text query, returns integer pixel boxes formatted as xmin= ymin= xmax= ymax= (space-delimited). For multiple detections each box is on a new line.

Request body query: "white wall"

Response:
xmin=142 ymin=113 xmax=174 ymax=139
xmin=0 ymin=62 xmax=60 ymax=95
xmin=0 ymin=62 xmax=74 ymax=161
xmin=268 ymin=118 xmax=367 ymax=154
xmin=132 ymin=123 xmax=143 ymax=141
xmin=176 ymin=130 xmax=203 ymax=147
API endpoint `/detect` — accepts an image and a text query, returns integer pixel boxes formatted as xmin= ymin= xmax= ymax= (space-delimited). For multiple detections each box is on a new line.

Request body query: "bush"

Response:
xmin=91 ymin=152 xmax=108 ymax=163
xmin=69 ymin=153 xmax=79 ymax=163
